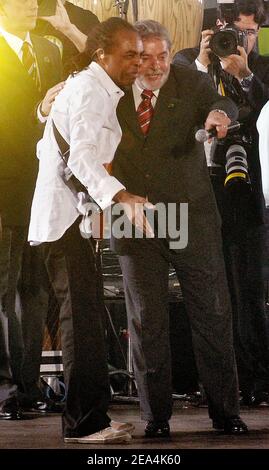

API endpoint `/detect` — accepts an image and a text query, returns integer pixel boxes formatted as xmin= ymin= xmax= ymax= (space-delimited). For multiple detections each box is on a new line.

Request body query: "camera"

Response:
xmin=209 ymin=1 xmax=248 ymax=58
xmin=209 ymin=25 xmax=248 ymax=57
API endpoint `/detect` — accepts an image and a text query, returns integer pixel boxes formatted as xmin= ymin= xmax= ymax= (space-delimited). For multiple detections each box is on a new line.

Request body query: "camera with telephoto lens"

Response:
xmin=212 ymin=131 xmax=252 ymax=191
xmin=224 ymin=142 xmax=250 ymax=188
xmin=209 ymin=24 xmax=248 ymax=57
xmin=209 ymin=0 xmax=248 ymax=58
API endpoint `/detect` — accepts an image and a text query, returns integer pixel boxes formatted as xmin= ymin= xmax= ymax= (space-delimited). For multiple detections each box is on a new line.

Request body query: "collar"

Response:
xmin=89 ymin=61 xmax=124 ymax=99
xmin=133 ymin=80 xmax=160 ymax=99
xmin=0 ymin=27 xmax=32 ymax=57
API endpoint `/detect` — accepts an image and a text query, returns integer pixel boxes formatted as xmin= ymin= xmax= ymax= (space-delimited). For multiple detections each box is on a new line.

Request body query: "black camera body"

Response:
xmin=209 ymin=24 xmax=248 ymax=57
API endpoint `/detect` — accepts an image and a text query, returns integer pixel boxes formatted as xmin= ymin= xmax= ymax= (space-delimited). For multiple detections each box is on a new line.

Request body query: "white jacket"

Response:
xmin=257 ymin=100 xmax=269 ymax=207
xmin=28 ymin=62 xmax=125 ymax=244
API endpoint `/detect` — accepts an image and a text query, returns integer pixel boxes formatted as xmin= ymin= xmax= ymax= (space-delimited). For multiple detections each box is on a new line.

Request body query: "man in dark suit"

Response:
xmin=0 ymin=0 xmax=62 ymax=419
xmin=173 ymin=0 xmax=269 ymax=406
xmin=111 ymin=19 xmax=248 ymax=436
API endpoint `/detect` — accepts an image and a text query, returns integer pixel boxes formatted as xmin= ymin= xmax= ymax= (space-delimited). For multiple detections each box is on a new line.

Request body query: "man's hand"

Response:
xmin=113 ymin=190 xmax=155 ymax=237
xmin=220 ymin=46 xmax=252 ymax=81
xmin=40 ymin=81 xmax=65 ymax=117
xmin=205 ymin=110 xmax=231 ymax=140
xmin=197 ymin=29 xmax=214 ymax=68
xmin=39 ymin=0 xmax=87 ymax=52
xmin=39 ymin=0 xmax=71 ymax=34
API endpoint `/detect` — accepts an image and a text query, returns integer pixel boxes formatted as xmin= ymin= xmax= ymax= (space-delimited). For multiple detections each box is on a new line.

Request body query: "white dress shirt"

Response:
xmin=257 ymin=101 xmax=269 ymax=207
xmin=28 ymin=61 xmax=125 ymax=244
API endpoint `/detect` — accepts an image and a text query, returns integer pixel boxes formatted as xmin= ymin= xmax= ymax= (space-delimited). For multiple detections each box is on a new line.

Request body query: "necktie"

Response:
xmin=137 ymin=89 xmax=154 ymax=135
xmin=22 ymin=41 xmax=39 ymax=88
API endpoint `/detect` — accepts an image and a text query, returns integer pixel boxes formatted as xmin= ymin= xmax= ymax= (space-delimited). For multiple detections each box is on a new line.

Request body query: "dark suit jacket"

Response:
xmin=173 ymin=48 xmax=269 ymax=225
xmin=111 ymin=64 xmax=238 ymax=253
xmin=0 ymin=34 xmax=62 ymax=226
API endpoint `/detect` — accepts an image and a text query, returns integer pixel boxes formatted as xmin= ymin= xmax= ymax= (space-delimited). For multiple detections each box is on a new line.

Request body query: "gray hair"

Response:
xmin=134 ymin=20 xmax=172 ymax=50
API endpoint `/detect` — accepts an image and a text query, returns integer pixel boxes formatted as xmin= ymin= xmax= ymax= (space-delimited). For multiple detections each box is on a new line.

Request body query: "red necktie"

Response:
xmin=137 ymin=89 xmax=154 ymax=135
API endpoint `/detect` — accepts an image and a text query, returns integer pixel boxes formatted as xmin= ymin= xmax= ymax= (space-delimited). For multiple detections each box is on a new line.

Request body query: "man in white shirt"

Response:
xmin=0 ymin=0 xmax=63 ymax=419
xmin=28 ymin=17 xmax=148 ymax=444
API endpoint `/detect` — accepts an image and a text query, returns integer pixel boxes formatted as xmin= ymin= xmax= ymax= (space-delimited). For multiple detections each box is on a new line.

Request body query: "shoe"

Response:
xmin=212 ymin=416 xmax=248 ymax=434
xmin=22 ymin=399 xmax=63 ymax=413
xmin=64 ymin=427 xmax=132 ymax=444
xmin=110 ymin=420 xmax=135 ymax=434
xmin=0 ymin=398 xmax=22 ymax=420
xmin=144 ymin=421 xmax=170 ymax=438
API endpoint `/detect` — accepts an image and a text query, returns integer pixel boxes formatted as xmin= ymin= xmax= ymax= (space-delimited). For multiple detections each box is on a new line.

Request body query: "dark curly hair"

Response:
xmin=70 ymin=17 xmax=137 ymax=73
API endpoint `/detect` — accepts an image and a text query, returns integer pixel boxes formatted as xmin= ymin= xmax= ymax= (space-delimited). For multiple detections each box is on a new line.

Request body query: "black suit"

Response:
xmin=111 ymin=65 xmax=240 ymax=424
xmin=0 ymin=34 xmax=62 ymax=406
xmin=173 ymin=48 xmax=269 ymax=397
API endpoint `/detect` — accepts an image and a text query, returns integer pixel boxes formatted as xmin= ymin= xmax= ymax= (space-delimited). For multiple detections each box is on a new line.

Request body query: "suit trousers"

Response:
xmin=43 ymin=221 xmax=111 ymax=438
xmin=0 ymin=225 xmax=49 ymax=405
xmin=118 ymin=206 xmax=240 ymax=423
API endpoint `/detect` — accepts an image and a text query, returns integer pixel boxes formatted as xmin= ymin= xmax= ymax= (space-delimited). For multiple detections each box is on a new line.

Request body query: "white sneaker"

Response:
xmin=110 ymin=420 xmax=135 ymax=434
xmin=64 ymin=427 xmax=132 ymax=444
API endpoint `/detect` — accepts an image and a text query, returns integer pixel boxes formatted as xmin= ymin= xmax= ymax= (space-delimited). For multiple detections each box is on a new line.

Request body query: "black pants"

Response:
xmin=43 ymin=221 xmax=110 ymax=438
xmin=0 ymin=225 xmax=49 ymax=405
xmin=211 ymin=173 xmax=269 ymax=393
xmin=118 ymin=204 xmax=239 ymax=424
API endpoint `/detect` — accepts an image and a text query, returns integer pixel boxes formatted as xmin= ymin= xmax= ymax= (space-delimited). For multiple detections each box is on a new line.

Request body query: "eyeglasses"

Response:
xmin=244 ymin=29 xmax=259 ymax=37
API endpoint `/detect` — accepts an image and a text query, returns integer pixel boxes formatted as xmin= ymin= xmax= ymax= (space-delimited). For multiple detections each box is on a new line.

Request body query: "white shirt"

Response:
xmin=257 ymin=101 xmax=269 ymax=207
xmin=28 ymin=61 xmax=125 ymax=244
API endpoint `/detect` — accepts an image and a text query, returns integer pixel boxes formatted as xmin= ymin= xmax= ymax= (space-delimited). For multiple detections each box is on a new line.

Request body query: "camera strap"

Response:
xmin=52 ymin=120 xmax=103 ymax=239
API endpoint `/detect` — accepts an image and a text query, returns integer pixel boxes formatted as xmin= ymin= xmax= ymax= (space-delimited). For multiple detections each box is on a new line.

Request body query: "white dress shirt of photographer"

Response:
xmin=28 ymin=61 xmax=126 ymax=244
xmin=257 ymin=100 xmax=269 ymax=207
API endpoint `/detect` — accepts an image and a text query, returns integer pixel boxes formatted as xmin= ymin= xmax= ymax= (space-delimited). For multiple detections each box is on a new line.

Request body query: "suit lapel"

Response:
xmin=118 ymin=87 xmax=145 ymax=140
xmin=118 ymin=70 xmax=185 ymax=144
xmin=0 ymin=37 xmax=41 ymax=101
xmin=31 ymin=34 xmax=51 ymax=95
xmin=146 ymin=71 xmax=183 ymax=142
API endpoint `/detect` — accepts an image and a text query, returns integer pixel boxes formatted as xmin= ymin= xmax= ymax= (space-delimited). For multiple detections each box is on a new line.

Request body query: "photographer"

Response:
xmin=173 ymin=0 xmax=269 ymax=405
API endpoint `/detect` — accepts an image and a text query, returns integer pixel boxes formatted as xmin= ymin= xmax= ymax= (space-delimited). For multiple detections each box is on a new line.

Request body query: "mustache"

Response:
xmin=146 ymin=71 xmax=162 ymax=76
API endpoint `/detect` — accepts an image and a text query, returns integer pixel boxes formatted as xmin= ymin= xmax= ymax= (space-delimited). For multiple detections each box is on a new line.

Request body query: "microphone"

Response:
xmin=195 ymin=121 xmax=241 ymax=143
